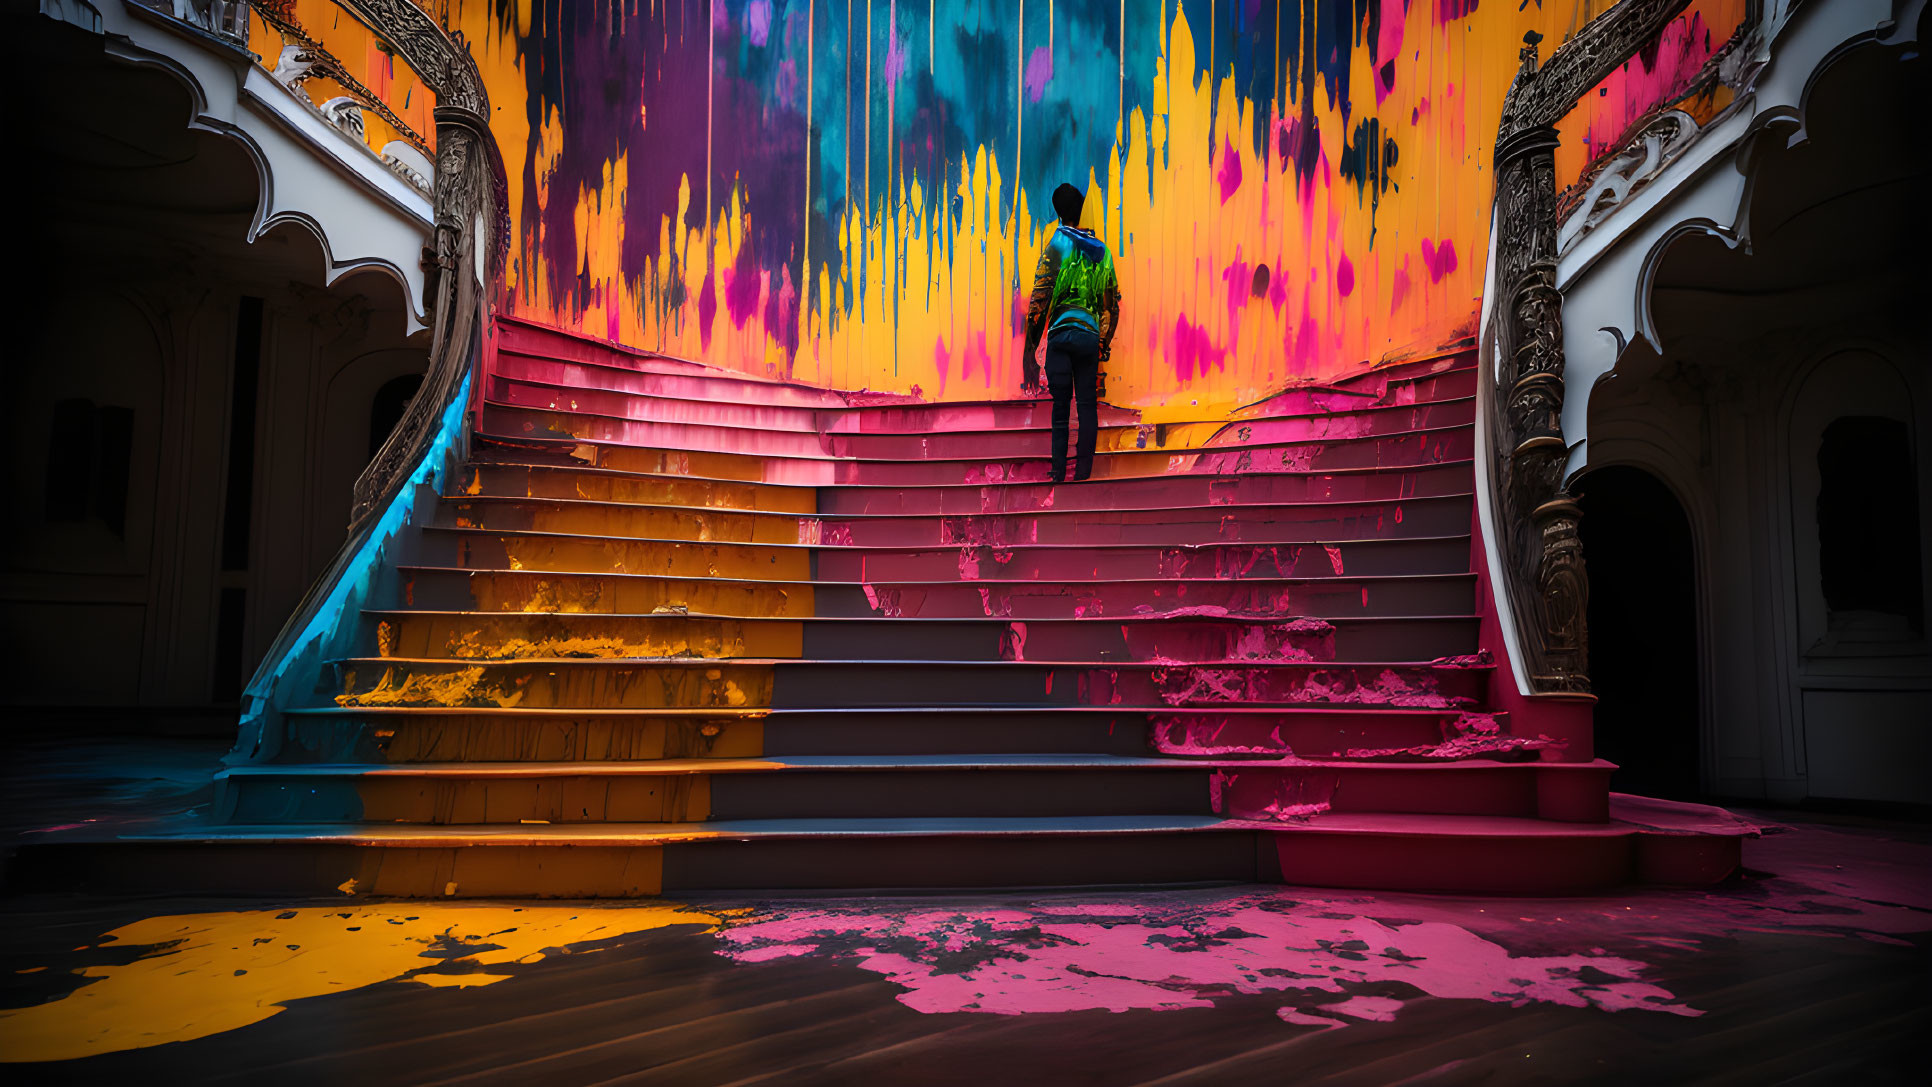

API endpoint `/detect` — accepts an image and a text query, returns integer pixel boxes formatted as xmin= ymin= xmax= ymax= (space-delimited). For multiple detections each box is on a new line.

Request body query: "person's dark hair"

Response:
xmin=1052 ymin=183 xmax=1084 ymax=226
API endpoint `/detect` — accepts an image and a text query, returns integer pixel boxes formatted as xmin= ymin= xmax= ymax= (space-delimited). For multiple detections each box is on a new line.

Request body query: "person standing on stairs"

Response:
xmin=1025 ymin=183 xmax=1122 ymax=483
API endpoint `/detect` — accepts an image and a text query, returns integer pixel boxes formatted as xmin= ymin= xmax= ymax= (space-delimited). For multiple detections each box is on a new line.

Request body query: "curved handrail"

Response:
xmin=232 ymin=3 xmax=502 ymax=761
xmin=1479 ymin=0 xmax=1721 ymax=696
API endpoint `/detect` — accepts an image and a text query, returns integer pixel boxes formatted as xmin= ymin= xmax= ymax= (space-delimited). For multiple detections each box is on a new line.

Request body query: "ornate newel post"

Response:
xmin=1482 ymin=2 xmax=1698 ymax=694
xmin=1491 ymin=33 xmax=1591 ymax=694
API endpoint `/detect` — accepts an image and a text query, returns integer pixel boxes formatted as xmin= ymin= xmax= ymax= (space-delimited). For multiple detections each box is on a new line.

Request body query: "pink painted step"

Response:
xmin=468 ymin=430 xmax=1473 ymax=504
xmin=493 ymin=357 xmax=1469 ymax=442
xmin=1211 ymin=759 xmax=1615 ymax=821
xmin=812 ymin=537 xmax=1471 ymax=582
xmin=480 ymin=397 xmax=1475 ymax=471
xmin=494 ymin=350 xmax=849 ymax=411
xmin=397 ymin=564 xmax=1478 ymax=620
xmin=815 ymin=462 xmax=1475 ymax=512
xmin=449 ymin=480 xmax=1475 ymax=545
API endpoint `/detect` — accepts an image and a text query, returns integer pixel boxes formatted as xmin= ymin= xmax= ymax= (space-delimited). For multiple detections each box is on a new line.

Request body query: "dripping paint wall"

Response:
xmin=448 ymin=0 xmax=1743 ymax=417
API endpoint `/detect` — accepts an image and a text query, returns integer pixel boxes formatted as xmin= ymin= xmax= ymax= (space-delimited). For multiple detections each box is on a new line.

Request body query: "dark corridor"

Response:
xmin=1579 ymin=466 xmax=1702 ymax=800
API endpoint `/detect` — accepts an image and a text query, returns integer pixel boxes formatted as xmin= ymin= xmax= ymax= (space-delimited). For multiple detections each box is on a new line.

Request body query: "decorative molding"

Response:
xmin=251 ymin=3 xmax=433 ymax=153
xmin=318 ymin=95 xmax=365 ymax=139
xmin=1558 ymin=110 xmax=1702 ymax=254
xmin=269 ymin=43 xmax=318 ymax=88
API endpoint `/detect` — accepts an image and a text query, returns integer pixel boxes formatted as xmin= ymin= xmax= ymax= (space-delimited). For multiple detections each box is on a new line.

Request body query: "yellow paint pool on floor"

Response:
xmin=0 ymin=901 xmax=722 ymax=1063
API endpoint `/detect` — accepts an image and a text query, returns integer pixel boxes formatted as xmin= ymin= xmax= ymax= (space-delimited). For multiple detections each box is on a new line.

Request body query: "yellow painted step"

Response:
xmin=376 ymin=612 xmax=805 ymax=661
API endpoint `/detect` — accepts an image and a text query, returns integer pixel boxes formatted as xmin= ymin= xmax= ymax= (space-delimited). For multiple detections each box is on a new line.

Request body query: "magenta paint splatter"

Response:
xmin=1336 ymin=253 xmax=1355 ymax=298
xmin=1024 ymin=45 xmax=1054 ymax=102
xmin=1421 ymin=238 xmax=1458 ymax=283
xmin=745 ymin=0 xmax=771 ymax=47
xmin=1218 ymin=138 xmax=1243 ymax=202
xmin=1170 ymin=314 xmax=1225 ymax=384
xmin=698 ymin=264 xmax=719 ymax=348
xmin=719 ymin=893 xmax=1698 ymax=1019
xmin=725 ymin=244 xmax=764 ymax=328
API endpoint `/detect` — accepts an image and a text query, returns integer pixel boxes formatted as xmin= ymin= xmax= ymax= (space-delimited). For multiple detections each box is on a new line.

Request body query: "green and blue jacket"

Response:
xmin=1025 ymin=224 xmax=1122 ymax=361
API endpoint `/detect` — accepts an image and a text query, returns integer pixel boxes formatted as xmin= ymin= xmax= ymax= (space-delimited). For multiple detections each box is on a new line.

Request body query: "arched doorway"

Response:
xmin=1578 ymin=466 xmax=1701 ymax=799
xmin=368 ymin=373 xmax=424 ymax=459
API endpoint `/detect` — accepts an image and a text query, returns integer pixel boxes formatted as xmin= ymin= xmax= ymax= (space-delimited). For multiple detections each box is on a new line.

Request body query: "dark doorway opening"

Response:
xmin=369 ymin=372 xmax=425 ymax=459
xmin=1578 ymin=466 xmax=1701 ymax=799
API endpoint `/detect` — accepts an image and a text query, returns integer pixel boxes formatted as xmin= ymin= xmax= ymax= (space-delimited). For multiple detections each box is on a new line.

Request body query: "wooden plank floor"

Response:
xmin=2 ymin=737 xmax=1929 ymax=1084
xmin=0 ymin=901 xmax=1925 ymax=1085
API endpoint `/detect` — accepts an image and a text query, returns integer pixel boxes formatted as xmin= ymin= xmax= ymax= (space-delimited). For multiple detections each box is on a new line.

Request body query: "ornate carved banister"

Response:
xmin=235 ymin=1 xmax=502 ymax=758
xmin=1484 ymin=0 xmax=1706 ymax=695
xmin=335 ymin=0 xmax=499 ymax=525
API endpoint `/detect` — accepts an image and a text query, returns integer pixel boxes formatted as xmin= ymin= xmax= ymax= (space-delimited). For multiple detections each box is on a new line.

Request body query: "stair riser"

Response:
xmin=1213 ymin=765 xmax=1610 ymax=821
xmin=771 ymin=664 xmax=1488 ymax=710
xmin=495 ymin=370 xmax=1468 ymax=453
xmin=444 ymin=494 xmax=1460 ymax=548
xmin=1271 ymin=833 xmax=1634 ymax=895
xmin=223 ymin=771 xmax=1212 ymax=824
xmin=410 ymin=531 xmax=813 ymax=581
xmin=660 ymin=833 xmax=1267 ymax=891
xmin=376 ymin=613 xmax=806 ymax=661
xmin=798 ymin=618 xmax=1392 ymax=663
xmin=331 ymin=662 xmax=1488 ymax=710
xmin=465 ymin=465 xmax=817 ymax=514
xmin=284 ymin=715 xmax=767 ymax=764
xmin=821 ymin=434 xmax=1476 ymax=483
xmin=403 ymin=568 xmax=1473 ymax=620
xmin=483 ymin=402 xmax=1472 ymax=476
xmin=855 ymin=580 xmax=1483 ymax=622
xmin=443 ymin=496 xmax=1474 ymax=548
xmin=816 ymin=463 xmax=1475 ymax=514
xmin=218 ymin=762 xmax=1581 ymax=824
xmin=493 ymin=352 xmax=849 ymax=411
xmin=403 ymin=569 xmax=816 ymax=618
xmin=275 ymin=708 xmax=1477 ymax=763
xmin=496 ymin=317 xmax=1471 ymax=408
xmin=496 ymin=321 xmax=731 ymax=379
xmin=222 ymin=774 xmax=712 ymax=825
xmin=413 ymin=530 xmax=1469 ymax=583
xmin=372 ymin=613 xmax=1474 ymax=664
xmin=826 ymin=504 xmax=1471 ymax=547
xmin=436 ymin=501 xmax=806 ymax=545
xmin=493 ymin=354 xmax=1471 ymax=436
xmin=814 ymin=538 xmax=1471 ymax=582
xmin=476 ymin=439 xmax=1472 ymax=507
xmin=334 ymin=661 xmax=778 ymax=711
xmin=477 ymin=437 xmax=803 ymax=485
xmin=491 ymin=375 xmax=825 ymax=433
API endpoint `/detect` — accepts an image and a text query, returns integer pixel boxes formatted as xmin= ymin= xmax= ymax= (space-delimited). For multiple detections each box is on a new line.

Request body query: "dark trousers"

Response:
xmin=1045 ymin=326 xmax=1100 ymax=480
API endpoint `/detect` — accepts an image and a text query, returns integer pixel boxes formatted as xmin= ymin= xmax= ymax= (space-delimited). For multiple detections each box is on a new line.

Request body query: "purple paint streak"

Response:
xmin=746 ymin=0 xmax=771 ymax=47
xmin=1024 ymin=46 xmax=1054 ymax=103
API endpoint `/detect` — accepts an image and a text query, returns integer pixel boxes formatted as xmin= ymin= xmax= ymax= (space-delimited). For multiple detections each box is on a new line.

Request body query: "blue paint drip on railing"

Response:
xmin=227 ymin=369 xmax=474 ymax=769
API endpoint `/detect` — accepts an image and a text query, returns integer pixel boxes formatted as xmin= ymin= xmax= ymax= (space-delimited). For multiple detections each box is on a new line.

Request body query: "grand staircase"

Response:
xmin=17 ymin=318 xmax=1752 ymax=898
